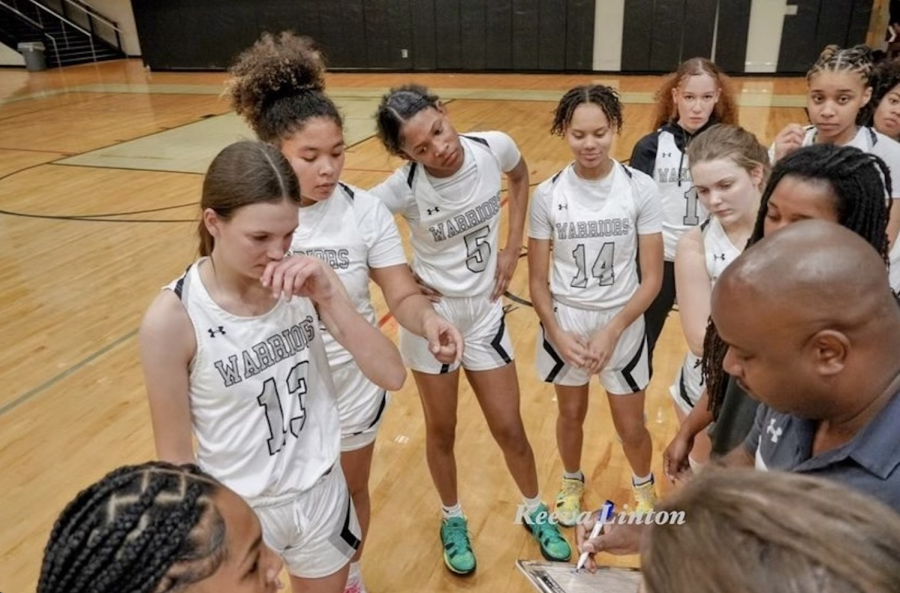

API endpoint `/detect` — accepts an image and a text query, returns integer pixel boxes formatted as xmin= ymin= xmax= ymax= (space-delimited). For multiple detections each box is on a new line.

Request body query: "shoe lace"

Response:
xmin=443 ymin=519 xmax=471 ymax=554
xmin=559 ymin=480 xmax=583 ymax=498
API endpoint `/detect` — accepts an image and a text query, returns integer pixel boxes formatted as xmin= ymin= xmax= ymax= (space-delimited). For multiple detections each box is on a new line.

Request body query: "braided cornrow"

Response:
xmin=227 ymin=31 xmax=342 ymax=143
xmin=550 ymin=84 xmax=623 ymax=136
xmin=701 ymin=144 xmax=892 ymax=417
xmin=807 ymin=44 xmax=874 ymax=86
xmin=38 ymin=461 xmax=226 ymax=593
xmin=375 ymin=84 xmax=441 ymax=157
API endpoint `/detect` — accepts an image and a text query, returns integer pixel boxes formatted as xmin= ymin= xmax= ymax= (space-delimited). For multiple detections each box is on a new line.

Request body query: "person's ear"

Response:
xmin=861 ymin=85 xmax=873 ymax=108
xmin=750 ymin=164 xmax=765 ymax=190
xmin=809 ymin=329 xmax=849 ymax=377
xmin=203 ymin=208 xmax=222 ymax=238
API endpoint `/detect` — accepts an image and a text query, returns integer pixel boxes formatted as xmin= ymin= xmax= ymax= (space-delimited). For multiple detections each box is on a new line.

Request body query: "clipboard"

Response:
xmin=516 ymin=559 xmax=642 ymax=593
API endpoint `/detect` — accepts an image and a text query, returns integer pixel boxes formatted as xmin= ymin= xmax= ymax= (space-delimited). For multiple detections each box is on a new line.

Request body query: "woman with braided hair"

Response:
xmin=771 ymin=44 xmax=900 ymax=293
xmin=227 ymin=33 xmax=462 ymax=593
xmin=664 ymin=143 xmax=892 ymax=480
xmin=38 ymin=461 xmax=283 ymax=593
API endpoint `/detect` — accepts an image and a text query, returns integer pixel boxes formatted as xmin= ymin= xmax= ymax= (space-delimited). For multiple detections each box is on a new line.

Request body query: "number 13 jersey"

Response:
xmin=529 ymin=161 xmax=663 ymax=310
xmin=167 ymin=261 xmax=341 ymax=504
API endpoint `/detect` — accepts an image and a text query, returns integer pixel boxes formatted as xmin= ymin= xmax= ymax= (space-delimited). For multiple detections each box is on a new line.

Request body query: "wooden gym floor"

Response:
xmin=0 ymin=60 xmax=808 ymax=592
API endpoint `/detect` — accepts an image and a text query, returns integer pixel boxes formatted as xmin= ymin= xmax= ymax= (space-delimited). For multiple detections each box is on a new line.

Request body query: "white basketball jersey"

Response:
xmin=371 ymin=133 xmax=519 ymax=297
xmin=529 ymin=161 xmax=663 ymax=311
xmin=167 ymin=262 xmax=341 ymax=504
xmin=891 ymin=239 xmax=900 ymax=294
xmin=653 ymin=130 xmax=707 ymax=260
xmin=291 ymin=182 xmax=407 ymax=364
xmin=801 ymin=125 xmax=900 ymax=199
xmin=677 ymin=217 xmax=743 ymax=403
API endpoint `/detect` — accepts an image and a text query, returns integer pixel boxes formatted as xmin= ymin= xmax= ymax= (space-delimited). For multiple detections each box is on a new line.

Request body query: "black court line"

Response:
xmin=0 ymin=92 xmax=117 ymax=123
xmin=0 ymin=329 xmax=138 ymax=418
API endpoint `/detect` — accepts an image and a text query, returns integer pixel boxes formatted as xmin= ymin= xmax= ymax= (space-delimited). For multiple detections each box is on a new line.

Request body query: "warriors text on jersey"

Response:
xmin=291 ymin=182 xmax=407 ymax=364
xmin=369 ymin=131 xmax=521 ymax=297
xmin=167 ymin=261 xmax=341 ymax=503
xmin=529 ymin=161 xmax=663 ymax=311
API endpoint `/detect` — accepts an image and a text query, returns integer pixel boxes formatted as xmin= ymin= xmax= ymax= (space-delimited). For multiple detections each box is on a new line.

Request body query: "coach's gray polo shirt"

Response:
xmin=744 ymin=391 xmax=900 ymax=514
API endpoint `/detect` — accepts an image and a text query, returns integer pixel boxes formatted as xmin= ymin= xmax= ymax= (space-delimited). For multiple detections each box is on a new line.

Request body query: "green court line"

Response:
xmin=0 ymin=329 xmax=138 ymax=418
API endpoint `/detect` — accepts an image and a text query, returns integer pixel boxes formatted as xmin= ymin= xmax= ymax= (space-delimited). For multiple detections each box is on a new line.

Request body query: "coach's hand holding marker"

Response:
xmin=575 ymin=501 xmax=615 ymax=571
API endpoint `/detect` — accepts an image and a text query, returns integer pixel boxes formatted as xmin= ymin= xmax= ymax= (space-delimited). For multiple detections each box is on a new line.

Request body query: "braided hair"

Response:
xmin=550 ymin=84 xmax=623 ymax=136
xmin=651 ymin=57 xmax=738 ymax=130
xmin=807 ymin=44 xmax=875 ymax=126
xmin=227 ymin=31 xmax=342 ymax=143
xmin=38 ymin=461 xmax=227 ymax=593
xmin=701 ymin=144 xmax=892 ymax=417
xmin=374 ymin=84 xmax=442 ymax=157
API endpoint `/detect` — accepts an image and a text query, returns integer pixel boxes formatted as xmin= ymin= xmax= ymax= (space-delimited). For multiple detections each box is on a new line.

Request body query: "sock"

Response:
xmin=632 ymin=472 xmax=653 ymax=486
xmin=523 ymin=493 xmax=542 ymax=515
xmin=345 ymin=561 xmax=367 ymax=592
xmin=442 ymin=502 xmax=464 ymax=520
xmin=563 ymin=469 xmax=585 ymax=482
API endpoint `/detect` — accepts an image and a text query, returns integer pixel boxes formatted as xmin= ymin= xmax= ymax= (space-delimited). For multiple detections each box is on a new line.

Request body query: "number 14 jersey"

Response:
xmin=529 ymin=161 xmax=663 ymax=310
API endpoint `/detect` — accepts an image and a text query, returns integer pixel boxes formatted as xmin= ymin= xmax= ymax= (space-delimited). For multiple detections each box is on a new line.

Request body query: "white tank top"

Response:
xmin=167 ymin=261 xmax=341 ymax=504
xmin=677 ymin=217 xmax=743 ymax=402
xmin=654 ymin=130 xmax=707 ymax=261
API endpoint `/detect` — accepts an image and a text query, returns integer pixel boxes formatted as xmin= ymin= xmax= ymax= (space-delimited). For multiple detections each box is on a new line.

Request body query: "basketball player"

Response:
xmin=630 ymin=58 xmax=739 ymax=372
xmin=665 ymin=144 xmax=893 ymax=480
xmin=38 ymin=462 xmax=284 ymax=593
xmin=529 ymin=85 xmax=663 ymax=526
xmin=771 ymin=44 xmax=900 ymax=293
xmin=579 ymin=221 xmax=900 ymax=561
xmin=666 ymin=125 xmax=768 ymax=470
xmin=140 ymin=141 xmax=406 ymax=593
xmin=227 ymin=33 xmax=463 ymax=593
xmin=369 ymin=84 xmax=571 ymax=575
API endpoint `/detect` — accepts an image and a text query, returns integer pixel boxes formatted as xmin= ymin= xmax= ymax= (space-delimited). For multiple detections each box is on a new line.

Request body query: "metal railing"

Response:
xmin=0 ymin=0 xmax=60 ymax=62
xmin=45 ymin=0 xmax=122 ymax=52
xmin=3 ymin=0 xmax=126 ymax=63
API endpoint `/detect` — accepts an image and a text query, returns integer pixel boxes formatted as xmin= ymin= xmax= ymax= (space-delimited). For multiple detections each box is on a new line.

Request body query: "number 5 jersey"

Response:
xmin=166 ymin=260 xmax=341 ymax=505
xmin=529 ymin=161 xmax=663 ymax=310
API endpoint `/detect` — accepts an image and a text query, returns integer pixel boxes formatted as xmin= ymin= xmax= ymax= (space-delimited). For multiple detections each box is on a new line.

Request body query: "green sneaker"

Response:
xmin=440 ymin=517 xmax=476 ymax=575
xmin=523 ymin=503 xmax=572 ymax=561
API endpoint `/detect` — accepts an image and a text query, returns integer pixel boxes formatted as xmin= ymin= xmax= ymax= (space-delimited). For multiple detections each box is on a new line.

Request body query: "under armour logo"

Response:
xmin=208 ymin=326 xmax=226 ymax=338
xmin=766 ymin=418 xmax=783 ymax=443
xmin=662 ymin=152 xmax=672 ymax=158
xmin=713 ymin=253 xmax=727 ymax=261
xmin=427 ymin=206 xmax=441 ymax=215
xmin=558 ymin=204 xmax=568 ymax=210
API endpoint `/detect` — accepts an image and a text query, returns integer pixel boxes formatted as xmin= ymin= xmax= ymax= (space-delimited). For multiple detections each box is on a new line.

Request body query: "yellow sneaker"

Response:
xmin=554 ymin=477 xmax=585 ymax=527
xmin=632 ymin=476 xmax=658 ymax=514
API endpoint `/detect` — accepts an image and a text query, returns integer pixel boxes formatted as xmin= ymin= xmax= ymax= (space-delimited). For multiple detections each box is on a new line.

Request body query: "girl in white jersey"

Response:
xmin=630 ymin=58 xmax=739 ymax=373
xmin=227 ymin=34 xmax=463 ymax=593
xmin=139 ymin=141 xmax=406 ymax=593
xmin=771 ymin=44 xmax=900 ymax=293
xmin=664 ymin=144 xmax=892 ymax=480
xmin=370 ymin=84 xmax=571 ymax=575
xmin=529 ymin=85 xmax=664 ymax=526
xmin=667 ymin=124 xmax=768 ymax=470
